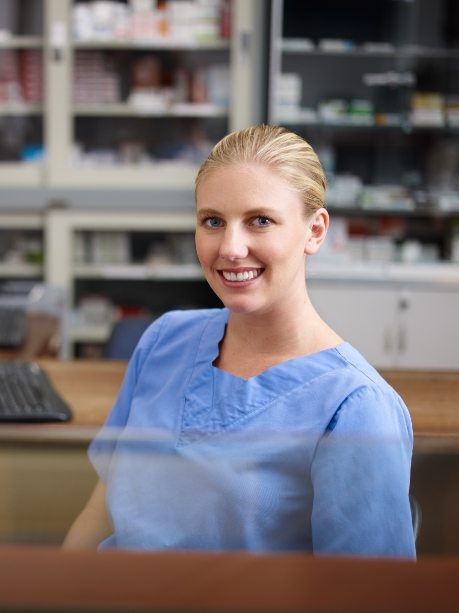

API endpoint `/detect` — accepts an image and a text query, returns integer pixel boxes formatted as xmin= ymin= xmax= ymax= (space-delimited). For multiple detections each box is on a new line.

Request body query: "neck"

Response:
xmin=216 ymin=289 xmax=342 ymax=379
xmin=225 ymin=291 xmax=329 ymax=357
xmin=232 ymin=311 xmax=296 ymax=350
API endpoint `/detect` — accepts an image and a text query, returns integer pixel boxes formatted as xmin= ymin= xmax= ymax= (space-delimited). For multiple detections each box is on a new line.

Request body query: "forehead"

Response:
xmin=196 ymin=162 xmax=300 ymax=209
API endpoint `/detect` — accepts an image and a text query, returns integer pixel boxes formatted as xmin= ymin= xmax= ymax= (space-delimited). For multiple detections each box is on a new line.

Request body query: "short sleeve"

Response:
xmin=311 ymin=384 xmax=416 ymax=558
xmin=88 ymin=314 xmax=166 ymax=481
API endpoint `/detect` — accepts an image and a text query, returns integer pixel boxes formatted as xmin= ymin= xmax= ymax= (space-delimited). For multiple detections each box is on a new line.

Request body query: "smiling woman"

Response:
xmin=194 ymin=160 xmax=328 ymax=324
xmin=63 ymin=125 xmax=416 ymax=559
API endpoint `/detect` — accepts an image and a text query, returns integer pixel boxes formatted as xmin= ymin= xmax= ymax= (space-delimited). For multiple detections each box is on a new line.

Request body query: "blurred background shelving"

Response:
xmin=1 ymin=0 xmax=459 ymax=364
xmin=269 ymin=0 xmax=459 ymax=267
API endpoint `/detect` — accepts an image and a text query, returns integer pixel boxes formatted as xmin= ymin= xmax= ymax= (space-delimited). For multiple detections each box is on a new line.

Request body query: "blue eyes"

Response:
xmin=203 ymin=216 xmax=272 ymax=228
xmin=252 ymin=216 xmax=271 ymax=227
xmin=204 ymin=217 xmax=223 ymax=228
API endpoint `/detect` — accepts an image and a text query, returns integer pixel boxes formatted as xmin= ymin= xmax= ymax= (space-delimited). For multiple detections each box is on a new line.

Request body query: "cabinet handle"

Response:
xmin=384 ymin=329 xmax=393 ymax=353
xmin=398 ymin=293 xmax=410 ymax=311
xmin=398 ymin=325 xmax=407 ymax=354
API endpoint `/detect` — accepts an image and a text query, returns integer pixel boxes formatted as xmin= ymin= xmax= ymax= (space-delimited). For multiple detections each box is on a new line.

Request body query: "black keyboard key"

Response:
xmin=0 ymin=362 xmax=72 ymax=422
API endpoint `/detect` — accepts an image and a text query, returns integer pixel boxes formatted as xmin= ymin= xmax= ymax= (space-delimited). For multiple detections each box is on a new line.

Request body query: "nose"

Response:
xmin=219 ymin=226 xmax=249 ymax=261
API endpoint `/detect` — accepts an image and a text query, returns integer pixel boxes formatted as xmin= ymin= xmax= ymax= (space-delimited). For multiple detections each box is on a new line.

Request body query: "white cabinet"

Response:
xmin=309 ymin=280 xmax=459 ymax=370
xmin=396 ymin=289 xmax=459 ymax=370
xmin=309 ymin=281 xmax=398 ymax=368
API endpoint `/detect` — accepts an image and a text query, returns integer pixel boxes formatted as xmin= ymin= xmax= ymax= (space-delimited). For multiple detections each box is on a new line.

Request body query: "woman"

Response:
xmin=64 ymin=125 xmax=415 ymax=557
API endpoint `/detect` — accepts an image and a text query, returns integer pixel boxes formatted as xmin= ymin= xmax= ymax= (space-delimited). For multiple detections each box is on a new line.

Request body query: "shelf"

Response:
xmin=0 ymin=36 xmax=43 ymax=48
xmin=308 ymin=261 xmax=459 ymax=286
xmin=73 ymin=103 xmax=228 ymax=118
xmin=73 ymin=263 xmax=203 ymax=281
xmin=280 ymin=40 xmax=459 ymax=59
xmin=57 ymin=163 xmax=199 ymax=189
xmin=326 ymin=206 xmax=459 ymax=219
xmin=73 ymin=39 xmax=229 ymax=51
xmin=69 ymin=321 xmax=112 ymax=344
xmin=274 ymin=117 xmax=459 ymax=133
xmin=0 ymin=104 xmax=42 ymax=116
xmin=0 ymin=263 xmax=43 ymax=278
xmin=0 ymin=213 xmax=44 ymax=228
xmin=0 ymin=164 xmax=44 ymax=188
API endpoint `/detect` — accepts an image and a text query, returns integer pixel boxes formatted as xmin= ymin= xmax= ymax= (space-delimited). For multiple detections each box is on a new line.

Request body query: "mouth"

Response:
xmin=218 ymin=268 xmax=264 ymax=283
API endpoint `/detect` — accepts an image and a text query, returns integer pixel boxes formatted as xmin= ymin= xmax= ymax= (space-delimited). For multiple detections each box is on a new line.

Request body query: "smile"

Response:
xmin=220 ymin=269 xmax=263 ymax=282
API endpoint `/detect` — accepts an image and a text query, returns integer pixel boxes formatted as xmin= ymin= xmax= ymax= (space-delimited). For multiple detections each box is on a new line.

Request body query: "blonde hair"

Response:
xmin=195 ymin=124 xmax=326 ymax=215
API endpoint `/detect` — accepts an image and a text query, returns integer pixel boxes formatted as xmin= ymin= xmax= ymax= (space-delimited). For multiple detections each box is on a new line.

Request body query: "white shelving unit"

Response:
xmin=45 ymin=208 xmax=201 ymax=356
xmin=44 ymin=0 xmax=264 ymax=189
xmin=0 ymin=0 xmax=265 ymax=190
xmin=0 ymin=0 xmax=266 ymax=357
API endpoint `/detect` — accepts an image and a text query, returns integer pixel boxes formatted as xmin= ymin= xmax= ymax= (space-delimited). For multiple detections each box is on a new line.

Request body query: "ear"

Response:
xmin=304 ymin=208 xmax=329 ymax=255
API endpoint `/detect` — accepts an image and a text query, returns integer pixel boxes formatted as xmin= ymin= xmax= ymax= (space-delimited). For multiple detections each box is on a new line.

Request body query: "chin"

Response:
xmin=220 ymin=297 xmax=264 ymax=315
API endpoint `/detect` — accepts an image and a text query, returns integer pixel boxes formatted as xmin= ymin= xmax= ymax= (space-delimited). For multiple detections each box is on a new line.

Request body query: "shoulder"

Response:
xmin=131 ymin=308 xmax=226 ymax=372
xmin=112 ymin=308 xmax=226 ymax=402
xmin=138 ymin=308 xmax=224 ymax=348
xmin=326 ymin=343 xmax=413 ymax=440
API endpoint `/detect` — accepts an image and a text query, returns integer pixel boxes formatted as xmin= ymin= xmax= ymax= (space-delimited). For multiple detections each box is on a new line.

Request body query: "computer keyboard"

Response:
xmin=0 ymin=361 xmax=72 ymax=422
xmin=0 ymin=306 xmax=26 ymax=347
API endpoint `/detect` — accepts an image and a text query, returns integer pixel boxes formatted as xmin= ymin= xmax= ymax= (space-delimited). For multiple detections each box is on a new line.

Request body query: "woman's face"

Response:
xmin=195 ymin=162 xmax=327 ymax=316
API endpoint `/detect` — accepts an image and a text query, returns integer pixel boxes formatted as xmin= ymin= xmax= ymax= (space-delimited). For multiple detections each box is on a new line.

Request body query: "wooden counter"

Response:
xmin=0 ymin=360 xmax=458 ymax=441
xmin=382 ymin=369 xmax=459 ymax=438
xmin=0 ymin=547 xmax=459 ymax=613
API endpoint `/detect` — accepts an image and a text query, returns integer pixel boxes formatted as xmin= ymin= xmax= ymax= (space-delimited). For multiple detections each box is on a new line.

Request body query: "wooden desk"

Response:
xmin=0 ymin=359 xmax=126 ymax=443
xmin=38 ymin=359 xmax=126 ymax=428
xmin=0 ymin=548 xmax=458 ymax=613
xmin=381 ymin=369 xmax=459 ymax=439
xmin=6 ymin=360 xmax=458 ymax=437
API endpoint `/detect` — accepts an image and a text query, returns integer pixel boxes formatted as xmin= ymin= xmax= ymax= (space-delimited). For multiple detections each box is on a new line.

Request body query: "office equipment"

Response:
xmin=0 ymin=307 xmax=26 ymax=347
xmin=0 ymin=283 xmax=66 ymax=359
xmin=0 ymin=361 xmax=72 ymax=422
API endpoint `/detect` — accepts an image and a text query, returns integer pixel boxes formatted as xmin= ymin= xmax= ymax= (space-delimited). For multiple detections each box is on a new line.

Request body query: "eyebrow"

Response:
xmin=197 ymin=207 xmax=280 ymax=218
xmin=196 ymin=208 xmax=220 ymax=218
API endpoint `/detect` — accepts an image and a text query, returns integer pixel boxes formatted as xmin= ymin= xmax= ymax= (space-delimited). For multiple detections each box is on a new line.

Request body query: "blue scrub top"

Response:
xmin=89 ymin=308 xmax=415 ymax=557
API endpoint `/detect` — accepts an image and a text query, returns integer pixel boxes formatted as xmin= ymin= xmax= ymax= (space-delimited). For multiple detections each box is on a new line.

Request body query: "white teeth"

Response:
xmin=222 ymin=269 xmax=259 ymax=282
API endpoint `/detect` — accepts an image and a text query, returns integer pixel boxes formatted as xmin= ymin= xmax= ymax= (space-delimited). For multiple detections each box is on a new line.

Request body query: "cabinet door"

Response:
xmin=396 ymin=289 xmax=459 ymax=370
xmin=308 ymin=281 xmax=398 ymax=368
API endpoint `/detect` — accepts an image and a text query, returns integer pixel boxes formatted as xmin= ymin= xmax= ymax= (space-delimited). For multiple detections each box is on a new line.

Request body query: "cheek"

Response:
xmin=195 ymin=232 xmax=214 ymax=264
xmin=265 ymin=231 xmax=306 ymax=261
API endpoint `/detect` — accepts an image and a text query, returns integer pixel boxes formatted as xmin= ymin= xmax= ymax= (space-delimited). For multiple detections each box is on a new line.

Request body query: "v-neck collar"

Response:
xmin=178 ymin=308 xmax=348 ymax=446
